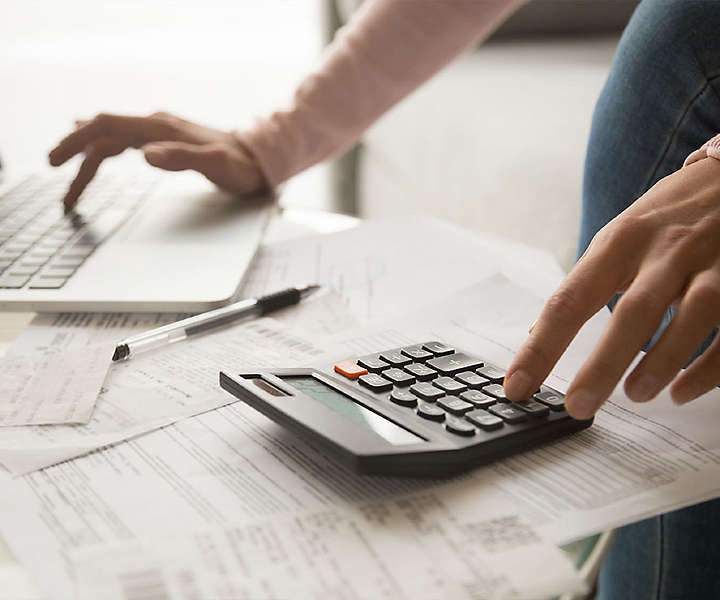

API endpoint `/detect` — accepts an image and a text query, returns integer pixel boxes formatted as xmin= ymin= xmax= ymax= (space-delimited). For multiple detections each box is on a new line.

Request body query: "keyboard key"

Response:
xmin=357 ymin=356 xmax=390 ymax=372
xmin=358 ymin=373 xmax=393 ymax=393
xmin=0 ymin=274 xmax=30 ymax=288
xmin=465 ymin=409 xmax=503 ymax=431
xmin=433 ymin=376 xmax=467 ymax=395
xmin=488 ymin=404 xmax=527 ymax=424
xmin=427 ymin=353 xmax=482 ymax=376
xmin=459 ymin=390 xmax=496 ymax=409
xmin=476 ymin=365 xmax=506 ymax=382
xmin=29 ymin=277 xmax=67 ymax=289
xmin=378 ymin=351 xmax=411 ymax=367
xmin=534 ymin=390 xmax=565 ymax=411
xmin=59 ymin=245 xmax=94 ymax=259
xmin=37 ymin=266 xmax=75 ymax=278
xmin=445 ymin=417 xmax=476 ymax=437
xmin=334 ymin=361 xmax=368 ymax=380
xmin=17 ymin=256 xmax=48 ymax=267
xmin=49 ymin=256 xmax=85 ymax=268
xmin=481 ymin=383 xmax=507 ymax=400
xmin=404 ymin=363 xmax=437 ymax=381
xmin=437 ymin=397 xmax=474 ymax=416
xmin=514 ymin=399 xmax=550 ymax=418
xmin=422 ymin=341 xmax=455 ymax=356
xmin=455 ymin=371 xmax=488 ymax=388
xmin=9 ymin=266 xmax=39 ymax=276
xmin=417 ymin=402 xmax=445 ymax=422
xmin=410 ymin=382 xmax=444 ymax=401
xmin=382 ymin=368 xmax=415 ymax=386
xmin=401 ymin=345 xmax=433 ymax=361
xmin=0 ymin=259 xmax=13 ymax=271
xmin=389 ymin=389 xmax=418 ymax=407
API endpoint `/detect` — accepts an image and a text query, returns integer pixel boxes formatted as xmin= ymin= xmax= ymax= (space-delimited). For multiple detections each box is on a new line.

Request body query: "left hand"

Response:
xmin=504 ymin=157 xmax=720 ymax=418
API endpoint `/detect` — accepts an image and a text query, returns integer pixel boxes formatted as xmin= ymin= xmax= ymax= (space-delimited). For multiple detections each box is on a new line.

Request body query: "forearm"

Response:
xmin=237 ymin=0 xmax=526 ymax=187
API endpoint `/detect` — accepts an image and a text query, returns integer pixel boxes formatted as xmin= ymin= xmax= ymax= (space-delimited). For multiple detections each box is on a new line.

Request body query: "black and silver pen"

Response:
xmin=112 ymin=284 xmax=321 ymax=361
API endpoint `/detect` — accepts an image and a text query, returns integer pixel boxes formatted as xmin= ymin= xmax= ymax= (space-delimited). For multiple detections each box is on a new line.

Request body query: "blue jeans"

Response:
xmin=580 ymin=1 xmax=720 ymax=598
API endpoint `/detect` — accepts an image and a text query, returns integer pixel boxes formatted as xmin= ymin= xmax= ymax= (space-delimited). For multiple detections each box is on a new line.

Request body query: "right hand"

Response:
xmin=49 ymin=111 xmax=268 ymax=210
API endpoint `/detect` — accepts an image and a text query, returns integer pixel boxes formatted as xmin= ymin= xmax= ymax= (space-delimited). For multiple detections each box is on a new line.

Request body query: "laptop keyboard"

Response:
xmin=0 ymin=173 xmax=153 ymax=289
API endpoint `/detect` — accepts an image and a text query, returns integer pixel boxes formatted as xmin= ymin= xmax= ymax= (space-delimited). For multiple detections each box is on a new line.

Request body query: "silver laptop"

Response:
xmin=0 ymin=167 xmax=272 ymax=312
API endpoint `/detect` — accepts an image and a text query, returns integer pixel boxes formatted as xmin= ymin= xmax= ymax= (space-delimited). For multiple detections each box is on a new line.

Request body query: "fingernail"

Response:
xmin=504 ymin=369 xmax=533 ymax=400
xmin=566 ymin=389 xmax=598 ymax=419
xmin=627 ymin=374 xmax=661 ymax=403
xmin=671 ymin=382 xmax=704 ymax=406
xmin=143 ymin=145 xmax=166 ymax=159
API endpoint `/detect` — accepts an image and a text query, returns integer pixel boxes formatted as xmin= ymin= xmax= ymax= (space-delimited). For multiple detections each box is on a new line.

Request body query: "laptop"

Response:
xmin=0 ymin=165 xmax=273 ymax=312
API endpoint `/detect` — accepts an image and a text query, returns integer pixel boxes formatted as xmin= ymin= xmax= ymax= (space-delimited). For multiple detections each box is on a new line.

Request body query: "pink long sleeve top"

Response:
xmin=236 ymin=0 xmax=527 ymax=188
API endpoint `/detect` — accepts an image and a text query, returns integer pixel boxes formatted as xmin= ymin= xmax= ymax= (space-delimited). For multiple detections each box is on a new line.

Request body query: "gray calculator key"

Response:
xmin=476 ymin=365 xmax=506 ymax=382
xmin=379 ymin=351 xmax=411 ymax=367
xmin=401 ymin=345 xmax=433 ymax=361
xmin=359 ymin=373 xmax=393 ymax=393
xmin=390 ymin=389 xmax=418 ymax=407
xmin=404 ymin=363 xmax=437 ymax=381
xmin=459 ymin=390 xmax=496 ymax=409
xmin=382 ymin=368 xmax=415 ymax=386
xmin=358 ymin=357 xmax=390 ymax=372
xmin=515 ymin=399 xmax=550 ymax=417
xmin=488 ymin=404 xmax=527 ymax=424
xmin=29 ymin=277 xmax=67 ymax=289
xmin=465 ymin=409 xmax=503 ymax=431
xmin=534 ymin=390 xmax=566 ymax=411
xmin=455 ymin=371 xmax=488 ymax=388
xmin=445 ymin=416 xmax=476 ymax=437
xmin=422 ymin=341 xmax=455 ymax=356
xmin=427 ymin=353 xmax=482 ymax=376
xmin=410 ymin=382 xmax=445 ymax=401
xmin=417 ymin=402 xmax=445 ymax=422
xmin=482 ymin=383 xmax=507 ymax=400
xmin=0 ymin=274 xmax=30 ymax=288
xmin=433 ymin=376 xmax=467 ymax=395
xmin=437 ymin=397 xmax=474 ymax=416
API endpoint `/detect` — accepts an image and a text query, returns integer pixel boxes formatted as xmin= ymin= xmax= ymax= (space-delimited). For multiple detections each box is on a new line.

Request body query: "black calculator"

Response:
xmin=219 ymin=341 xmax=592 ymax=477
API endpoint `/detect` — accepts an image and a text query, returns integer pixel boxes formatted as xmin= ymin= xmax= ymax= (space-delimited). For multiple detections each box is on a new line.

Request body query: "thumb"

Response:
xmin=142 ymin=141 xmax=266 ymax=195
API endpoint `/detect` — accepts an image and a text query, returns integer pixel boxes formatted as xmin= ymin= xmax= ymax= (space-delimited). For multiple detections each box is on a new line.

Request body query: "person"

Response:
xmin=48 ymin=1 xmax=720 ymax=597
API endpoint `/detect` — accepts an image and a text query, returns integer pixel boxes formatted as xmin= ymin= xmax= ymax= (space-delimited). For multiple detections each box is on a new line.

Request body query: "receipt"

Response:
xmin=0 ymin=343 xmax=113 ymax=426
xmin=72 ymin=480 xmax=584 ymax=600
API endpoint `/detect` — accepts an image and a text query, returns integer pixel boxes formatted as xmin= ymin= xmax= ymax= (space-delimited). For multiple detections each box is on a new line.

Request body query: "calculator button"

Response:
xmin=404 ymin=363 xmax=437 ymax=381
xmin=427 ymin=353 xmax=482 ymax=376
xmin=390 ymin=389 xmax=418 ymax=407
xmin=488 ymin=404 xmax=527 ymax=424
xmin=514 ymin=399 xmax=550 ymax=417
xmin=476 ymin=365 xmax=506 ymax=382
xmin=437 ymin=397 xmax=474 ymax=416
xmin=358 ymin=373 xmax=393 ymax=393
xmin=433 ymin=377 xmax=467 ymax=395
xmin=459 ymin=390 xmax=496 ymax=409
xmin=417 ymin=402 xmax=446 ymax=422
xmin=379 ymin=351 xmax=412 ymax=367
xmin=410 ymin=382 xmax=445 ymax=401
xmin=534 ymin=390 xmax=566 ymax=411
xmin=445 ymin=417 xmax=476 ymax=437
xmin=382 ymin=368 xmax=416 ymax=386
xmin=334 ymin=361 xmax=368 ymax=380
xmin=422 ymin=341 xmax=455 ymax=356
xmin=401 ymin=345 xmax=433 ymax=361
xmin=357 ymin=357 xmax=390 ymax=372
xmin=465 ymin=409 xmax=504 ymax=431
xmin=455 ymin=371 xmax=488 ymax=388
xmin=481 ymin=383 xmax=507 ymax=400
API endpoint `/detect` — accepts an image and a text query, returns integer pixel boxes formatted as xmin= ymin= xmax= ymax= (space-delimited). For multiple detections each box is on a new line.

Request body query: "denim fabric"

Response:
xmin=580 ymin=1 xmax=720 ymax=598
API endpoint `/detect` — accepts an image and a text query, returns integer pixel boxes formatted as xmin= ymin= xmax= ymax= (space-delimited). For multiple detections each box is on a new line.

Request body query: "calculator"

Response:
xmin=219 ymin=341 xmax=592 ymax=477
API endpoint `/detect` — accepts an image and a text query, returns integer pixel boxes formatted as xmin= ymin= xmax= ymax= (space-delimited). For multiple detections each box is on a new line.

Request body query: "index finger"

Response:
xmin=49 ymin=114 xmax=170 ymax=166
xmin=504 ymin=248 xmax=625 ymax=402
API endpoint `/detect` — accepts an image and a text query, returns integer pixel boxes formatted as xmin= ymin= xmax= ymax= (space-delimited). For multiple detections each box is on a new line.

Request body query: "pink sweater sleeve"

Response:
xmin=236 ymin=0 xmax=526 ymax=188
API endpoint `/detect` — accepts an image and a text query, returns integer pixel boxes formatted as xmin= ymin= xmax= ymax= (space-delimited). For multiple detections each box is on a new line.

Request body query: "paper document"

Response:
xmin=0 ymin=343 xmax=112 ymax=426
xmin=0 ymin=313 xmax=332 ymax=475
xmin=72 ymin=481 xmax=584 ymax=600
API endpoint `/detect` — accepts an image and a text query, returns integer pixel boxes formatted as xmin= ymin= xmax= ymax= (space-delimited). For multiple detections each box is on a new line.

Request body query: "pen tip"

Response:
xmin=112 ymin=344 xmax=129 ymax=361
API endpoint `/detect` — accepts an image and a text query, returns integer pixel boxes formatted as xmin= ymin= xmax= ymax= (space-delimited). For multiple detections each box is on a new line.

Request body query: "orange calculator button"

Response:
xmin=334 ymin=361 xmax=368 ymax=379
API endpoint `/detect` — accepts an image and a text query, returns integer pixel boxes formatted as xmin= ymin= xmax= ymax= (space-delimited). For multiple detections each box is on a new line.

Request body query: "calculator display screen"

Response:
xmin=281 ymin=376 xmax=423 ymax=446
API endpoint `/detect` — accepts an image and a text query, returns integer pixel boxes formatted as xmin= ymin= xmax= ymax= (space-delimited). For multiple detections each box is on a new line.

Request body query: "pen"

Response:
xmin=112 ymin=284 xmax=321 ymax=361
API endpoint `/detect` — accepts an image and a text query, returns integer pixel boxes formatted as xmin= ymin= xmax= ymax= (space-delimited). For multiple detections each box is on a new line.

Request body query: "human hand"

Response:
xmin=504 ymin=157 xmax=720 ymax=418
xmin=49 ymin=112 xmax=267 ymax=210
